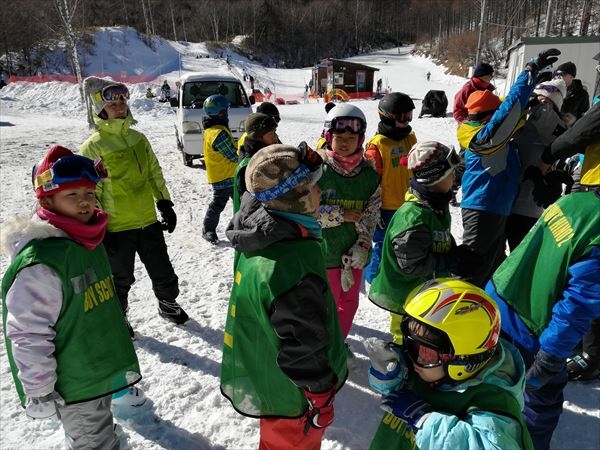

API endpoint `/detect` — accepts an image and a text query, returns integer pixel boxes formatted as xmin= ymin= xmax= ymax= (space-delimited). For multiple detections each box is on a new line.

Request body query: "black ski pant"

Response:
xmin=103 ymin=222 xmax=179 ymax=313
xmin=203 ymin=185 xmax=233 ymax=233
xmin=461 ymin=208 xmax=507 ymax=288
xmin=506 ymin=213 xmax=538 ymax=252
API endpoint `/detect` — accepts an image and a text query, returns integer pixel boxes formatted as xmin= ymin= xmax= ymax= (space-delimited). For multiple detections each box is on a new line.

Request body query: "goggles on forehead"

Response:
xmin=535 ymin=83 xmax=561 ymax=94
xmin=101 ymin=84 xmax=129 ymax=102
xmin=34 ymin=156 xmax=108 ymax=190
xmin=446 ymin=147 xmax=461 ymax=167
xmin=251 ymin=145 xmax=323 ymax=202
xmin=326 ymin=117 xmax=366 ymax=134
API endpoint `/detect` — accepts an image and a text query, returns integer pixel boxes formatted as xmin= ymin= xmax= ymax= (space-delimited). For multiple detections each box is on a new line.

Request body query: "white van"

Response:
xmin=172 ymin=72 xmax=254 ymax=166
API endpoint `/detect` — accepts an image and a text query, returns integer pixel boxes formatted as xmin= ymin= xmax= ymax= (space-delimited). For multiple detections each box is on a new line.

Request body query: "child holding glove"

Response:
xmin=316 ymin=104 xmax=381 ymax=340
xmin=365 ymin=279 xmax=533 ymax=450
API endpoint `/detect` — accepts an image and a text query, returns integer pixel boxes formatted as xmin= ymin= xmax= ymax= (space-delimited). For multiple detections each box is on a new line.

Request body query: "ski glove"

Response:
xmin=304 ymin=388 xmax=335 ymax=434
xmin=525 ymin=48 xmax=561 ymax=79
xmin=526 ymin=349 xmax=565 ymax=390
xmin=340 ymin=254 xmax=355 ymax=292
xmin=364 ymin=337 xmax=408 ymax=395
xmin=381 ymin=388 xmax=432 ymax=432
xmin=26 ymin=391 xmax=65 ymax=419
xmin=157 ymin=199 xmax=177 ymax=233
xmin=349 ymin=241 xmax=370 ymax=269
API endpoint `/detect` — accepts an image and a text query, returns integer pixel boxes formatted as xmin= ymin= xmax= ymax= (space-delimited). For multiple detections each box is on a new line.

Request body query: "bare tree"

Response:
xmin=54 ymin=0 xmax=84 ymax=102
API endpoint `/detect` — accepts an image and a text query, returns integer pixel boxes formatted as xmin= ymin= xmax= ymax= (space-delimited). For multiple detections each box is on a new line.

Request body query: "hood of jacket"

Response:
xmin=436 ymin=339 xmax=526 ymax=409
xmin=226 ymin=192 xmax=303 ymax=252
xmin=0 ymin=214 xmax=68 ymax=260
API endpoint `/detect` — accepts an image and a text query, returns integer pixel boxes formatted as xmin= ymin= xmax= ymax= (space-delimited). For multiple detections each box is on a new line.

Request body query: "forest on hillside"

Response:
xmin=1 ymin=0 xmax=598 ymax=75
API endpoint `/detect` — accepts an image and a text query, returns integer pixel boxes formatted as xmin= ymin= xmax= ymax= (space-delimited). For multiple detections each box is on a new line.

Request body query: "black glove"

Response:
xmin=525 ymin=48 xmax=561 ymax=78
xmin=449 ymin=244 xmax=482 ymax=279
xmin=545 ymin=169 xmax=574 ymax=196
xmin=526 ymin=349 xmax=565 ymax=390
xmin=156 ymin=199 xmax=177 ymax=233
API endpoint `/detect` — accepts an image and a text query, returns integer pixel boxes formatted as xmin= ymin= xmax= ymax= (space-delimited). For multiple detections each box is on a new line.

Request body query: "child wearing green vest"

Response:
xmin=365 ymin=278 xmax=533 ymax=450
xmin=223 ymin=144 xmax=347 ymax=450
xmin=316 ymin=103 xmax=381 ymax=340
xmin=368 ymin=141 xmax=476 ymax=343
xmin=1 ymin=145 xmax=142 ymax=449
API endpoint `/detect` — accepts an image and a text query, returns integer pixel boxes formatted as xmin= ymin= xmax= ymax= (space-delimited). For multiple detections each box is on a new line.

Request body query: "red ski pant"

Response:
xmin=327 ymin=267 xmax=362 ymax=338
xmin=259 ymin=417 xmax=325 ymax=450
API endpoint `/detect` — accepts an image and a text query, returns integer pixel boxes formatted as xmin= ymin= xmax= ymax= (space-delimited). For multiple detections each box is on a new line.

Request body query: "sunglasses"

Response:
xmin=101 ymin=84 xmax=129 ymax=102
xmin=34 ymin=156 xmax=108 ymax=190
xmin=327 ymin=117 xmax=366 ymax=134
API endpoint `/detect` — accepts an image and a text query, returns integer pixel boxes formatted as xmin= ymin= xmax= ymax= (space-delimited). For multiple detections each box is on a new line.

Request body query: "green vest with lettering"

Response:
xmin=491 ymin=192 xmax=600 ymax=336
xmin=369 ymin=376 xmax=533 ymax=450
xmin=369 ymin=193 xmax=453 ymax=314
xmin=318 ymin=162 xmax=380 ymax=267
xmin=2 ymin=238 xmax=141 ymax=405
xmin=221 ymin=238 xmax=347 ymax=417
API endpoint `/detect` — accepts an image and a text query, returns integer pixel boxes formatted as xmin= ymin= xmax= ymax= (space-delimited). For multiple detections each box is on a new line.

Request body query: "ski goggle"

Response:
xmin=326 ymin=117 xmax=366 ymax=134
xmin=34 ymin=156 xmax=108 ymax=190
xmin=403 ymin=333 xmax=451 ymax=368
xmin=101 ymin=84 xmax=129 ymax=102
xmin=535 ymin=83 xmax=561 ymax=94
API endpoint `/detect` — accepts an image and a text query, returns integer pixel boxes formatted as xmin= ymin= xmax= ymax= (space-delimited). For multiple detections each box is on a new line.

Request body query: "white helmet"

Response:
xmin=324 ymin=103 xmax=367 ymax=150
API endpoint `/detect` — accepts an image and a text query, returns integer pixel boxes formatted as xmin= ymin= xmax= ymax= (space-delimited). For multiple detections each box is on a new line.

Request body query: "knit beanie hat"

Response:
xmin=33 ymin=145 xmax=99 ymax=198
xmin=555 ymin=61 xmax=576 ymax=77
xmin=533 ymin=78 xmax=567 ymax=110
xmin=245 ymin=113 xmax=278 ymax=140
xmin=245 ymin=144 xmax=323 ymax=216
xmin=473 ymin=63 xmax=494 ymax=78
xmin=466 ymin=90 xmax=501 ymax=119
xmin=404 ymin=141 xmax=460 ymax=186
xmin=256 ymin=102 xmax=281 ymax=121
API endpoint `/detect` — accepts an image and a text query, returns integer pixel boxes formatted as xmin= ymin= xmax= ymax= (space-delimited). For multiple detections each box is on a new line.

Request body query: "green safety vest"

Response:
xmin=2 ymin=238 xmax=140 ymax=405
xmin=221 ymin=238 xmax=347 ymax=417
xmin=318 ymin=163 xmax=380 ymax=267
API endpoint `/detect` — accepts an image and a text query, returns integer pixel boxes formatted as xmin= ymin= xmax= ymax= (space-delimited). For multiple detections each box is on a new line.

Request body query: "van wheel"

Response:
xmin=182 ymin=152 xmax=193 ymax=167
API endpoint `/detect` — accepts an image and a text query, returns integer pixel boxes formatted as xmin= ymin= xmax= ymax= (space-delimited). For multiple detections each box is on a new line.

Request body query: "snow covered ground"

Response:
xmin=1 ymin=28 xmax=598 ymax=450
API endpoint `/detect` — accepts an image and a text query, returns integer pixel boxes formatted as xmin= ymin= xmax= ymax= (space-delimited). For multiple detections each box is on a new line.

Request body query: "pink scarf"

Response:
xmin=37 ymin=207 xmax=109 ymax=250
xmin=325 ymin=149 xmax=364 ymax=176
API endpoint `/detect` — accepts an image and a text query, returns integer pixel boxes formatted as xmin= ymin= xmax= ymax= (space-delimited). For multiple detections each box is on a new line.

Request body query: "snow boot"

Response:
xmin=202 ymin=229 xmax=219 ymax=245
xmin=112 ymin=386 xmax=146 ymax=407
xmin=158 ymin=299 xmax=189 ymax=325
xmin=567 ymin=352 xmax=600 ymax=381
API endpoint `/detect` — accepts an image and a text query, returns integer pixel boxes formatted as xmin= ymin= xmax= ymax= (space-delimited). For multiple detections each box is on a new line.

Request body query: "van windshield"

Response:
xmin=182 ymin=81 xmax=250 ymax=109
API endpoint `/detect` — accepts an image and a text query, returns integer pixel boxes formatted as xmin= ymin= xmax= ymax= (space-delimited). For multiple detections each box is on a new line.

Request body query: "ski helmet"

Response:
xmin=378 ymin=92 xmax=415 ymax=124
xmin=324 ymin=103 xmax=367 ymax=150
xmin=203 ymin=94 xmax=229 ymax=119
xmin=401 ymin=278 xmax=500 ymax=382
xmin=256 ymin=102 xmax=281 ymax=122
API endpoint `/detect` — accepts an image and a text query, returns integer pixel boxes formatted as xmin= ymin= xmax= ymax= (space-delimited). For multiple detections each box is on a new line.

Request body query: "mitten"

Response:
xmin=156 ymin=199 xmax=177 ymax=233
xmin=526 ymin=48 xmax=561 ymax=76
xmin=381 ymin=388 xmax=432 ymax=432
xmin=341 ymin=254 xmax=355 ymax=292
xmin=26 ymin=391 xmax=65 ymax=419
xmin=364 ymin=337 xmax=408 ymax=395
xmin=349 ymin=241 xmax=370 ymax=269
xmin=304 ymin=388 xmax=335 ymax=433
xmin=525 ymin=349 xmax=565 ymax=390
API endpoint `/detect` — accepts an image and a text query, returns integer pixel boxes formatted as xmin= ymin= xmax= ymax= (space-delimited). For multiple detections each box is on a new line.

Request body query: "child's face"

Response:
xmin=413 ymin=362 xmax=446 ymax=383
xmin=261 ymin=130 xmax=278 ymax=146
xmin=429 ymin=170 xmax=455 ymax=193
xmin=331 ymin=131 xmax=360 ymax=156
xmin=40 ymin=187 xmax=97 ymax=223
